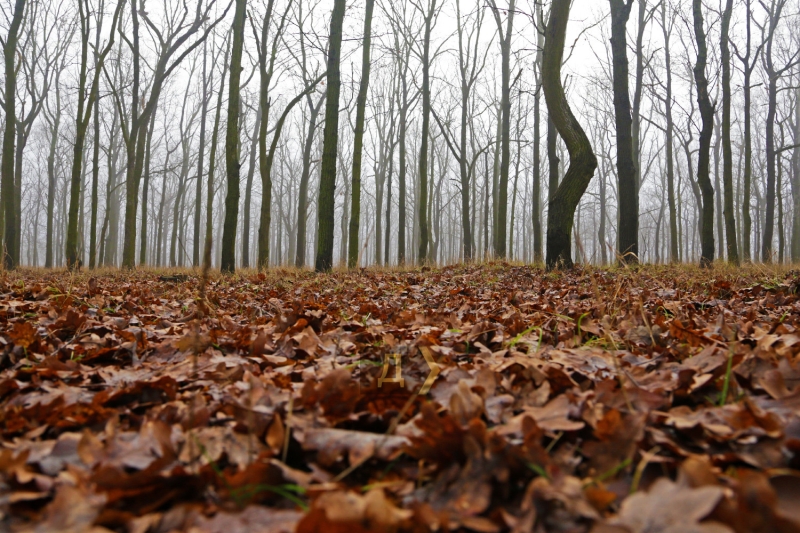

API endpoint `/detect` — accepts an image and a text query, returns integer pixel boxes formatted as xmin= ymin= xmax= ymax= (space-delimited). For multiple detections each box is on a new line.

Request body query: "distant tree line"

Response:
xmin=1 ymin=0 xmax=799 ymax=272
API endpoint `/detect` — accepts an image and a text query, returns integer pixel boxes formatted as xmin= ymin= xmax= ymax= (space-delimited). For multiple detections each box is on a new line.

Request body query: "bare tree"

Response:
xmin=66 ymin=0 xmax=122 ymax=268
xmin=1 ymin=0 xmax=26 ymax=269
xmin=220 ymin=0 xmax=247 ymax=273
xmin=347 ymin=0 xmax=375 ymax=268
xmin=608 ymin=0 xmax=637 ymax=263
xmin=691 ymin=0 xmax=715 ymax=267
xmin=488 ymin=0 xmax=514 ymax=259
xmin=314 ymin=0 xmax=346 ymax=272
xmin=759 ymin=0 xmax=798 ymax=262
xmin=543 ymin=0 xmax=598 ymax=268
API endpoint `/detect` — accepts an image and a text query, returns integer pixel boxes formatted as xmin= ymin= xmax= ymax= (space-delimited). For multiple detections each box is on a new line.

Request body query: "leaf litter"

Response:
xmin=1 ymin=264 xmax=800 ymax=532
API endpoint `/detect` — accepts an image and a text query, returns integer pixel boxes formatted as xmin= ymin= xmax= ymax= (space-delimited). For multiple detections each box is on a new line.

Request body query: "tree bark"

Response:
xmin=543 ymin=0 xmax=598 ymax=269
xmin=220 ymin=0 xmax=247 ymax=273
xmin=793 ymin=83 xmax=800 ymax=261
xmin=608 ymin=0 xmax=638 ymax=263
xmin=138 ymin=106 xmax=157 ymax=266
xmin=294 ymin=93 xmax=324 ymax=268
xmin=348 ymin=0 xmax=375 ymax=268
xmin=193 ymin=43 xmax=209 ymax=268
xmin=489 ymin=0 xmax=514 ymax=259
xmin=2 ymin=0 xmax=27 ymax=268
xmin=259 ymin=78 xmax=322 ymax=268
xmin=45 ymin=79 xmax=61 ymax=269
xmin=692 ymin=0 xmax=715 ymax=267
xmin=242 ymin=106 xmax=261 ymax=268
xmin=660 ymin=2 xmax=678 ymax=262
xmin=760 ymin=0 xmax=789 ymax=263
xmin=416 ymin=0 xmax=437 ymax=265
xmin=735 ymin=0 xmax=759 ymax=262
xmin=314 ymin=0 xmax=346 ymax=272
xmin=720 ymin=0 xmax=739 ymax=264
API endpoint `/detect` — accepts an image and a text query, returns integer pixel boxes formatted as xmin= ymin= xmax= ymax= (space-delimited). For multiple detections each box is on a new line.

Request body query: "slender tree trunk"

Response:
xmin=0 ymin=0 xmax=25 ymax=269
xmin=738 ymin=0 xmax=757 ymax=262
xmin=259 ymin=78 xmax=321 ymax=268
xmin=761 ymin=0 xmax=788 ymax=263
xmin=138 ymin=107 xmax=157 ymax=266
xmin=397 ymin=56 xmax=409 ymax=265
xmin=489 ymin=0 xmax=514 ymax=259
xmin=385 ymin=126 xmax=394 ymax=265
xmin=193 ymin=45 xmax=209 ymax=268
xmin=220 ymin=0 xmax=247 ymax=273
xmin=609 ymin=0 xmax=638 ymax=263
xmin=793 ymin=83 xmax=800 ymax=261
xmin=205 ymin=45 xmax=228 ymax=272
xmin=661 ymin=2 xmax=678 ymax=262
xmin=88 ymin=45 xmax=104 ymax=271
xmin=45 ymin=84 xmax=61 ymax=269
xmin=692 ymin=0 xmax=715 ymax=267
xmin=631 ymin=0 xmax=646 ymax=191
xmin=417 ymin=0 xmax=437 ymax=265
xmin=120 ymin=0 xmax=142 ymax=269
xmin=599 ymin=147 xmax=608 ymax=264
xmin=720 ymin=0 xmax=738 ymax=264
xmin=294 ymin=94 xmax=324 ymax=268
xmin=242 ymin=105 xmax=261 ymax=268
xmin=543 ymin=0 xmax=598 ymax=269
xmin=348 ymin=0 xmax=375 ymax=268
xmin=315 ymin=0 xmax=347 ymax=272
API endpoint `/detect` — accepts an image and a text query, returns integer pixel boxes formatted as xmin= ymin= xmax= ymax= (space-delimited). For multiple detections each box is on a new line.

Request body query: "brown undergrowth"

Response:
xmin=1 ymin=262 xmax=800 ymax=532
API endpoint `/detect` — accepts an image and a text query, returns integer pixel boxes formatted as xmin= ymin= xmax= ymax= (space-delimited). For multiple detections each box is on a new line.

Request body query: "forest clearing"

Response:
xmin=1 ymin=263 xmax=800 ymax=532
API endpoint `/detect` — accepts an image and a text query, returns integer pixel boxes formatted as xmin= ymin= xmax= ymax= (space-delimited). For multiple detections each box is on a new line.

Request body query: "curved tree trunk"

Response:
xmin=692 ymin=0 xmax=715 ymax=267
xmin=543 ymin=0 xmax=598 ymax=269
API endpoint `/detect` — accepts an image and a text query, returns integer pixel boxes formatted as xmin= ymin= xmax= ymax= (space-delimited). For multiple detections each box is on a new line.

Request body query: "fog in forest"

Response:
xmin=1 ymin=0 xmax=798 ymax=272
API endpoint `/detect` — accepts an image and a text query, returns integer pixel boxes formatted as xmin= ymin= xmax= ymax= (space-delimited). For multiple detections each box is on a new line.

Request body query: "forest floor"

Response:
xmin=2 ymin=262 xmax=800 ymax=532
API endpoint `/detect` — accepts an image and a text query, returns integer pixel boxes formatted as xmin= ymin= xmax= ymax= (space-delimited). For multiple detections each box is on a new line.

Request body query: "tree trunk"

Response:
xmin=193 ymin=44 xmax=209 ymax=268
xmin=138 ymin=107 xmax=157 ymax=266
xmin=242 ymin=105 xmax=261 ymax=268
xmin=609 ymin=0 xmax=638 ymax=263
xmin=205 ymin=44 xmax=228 ymax=272
xmin=259 ymin=79 xmax=322 ymax=268
xmin=631 ymin=0 xmax=646 ymax=192
xmin=543 ymin=0 xmax=597 ymax=269
xmin=793 ymin=83 xmax=800 ymax=261
xmin=88 ymin=92 xmax=100 ymax=270
xmin=692 ymin=0 xmax=715 ymax=267
xmin=220 ymin=0 xmax=247 ymax=273
xmin=738 ymin=0 xmax=757 ymax=262
xmin=761 ymin=0 xmax=788 ymax=263
xmin=3 ymin=0 xmax=25 ymax=268
xmin=489 ymin=0 xmax=514 ymax=259
xmin=314 ymin=0 xmax=346 ymax=272
xmin=660 ymin=2 xmax=678 ymax=262
xmin=348 ymin=0 xmax=375 ymax=268
xmin=720 ymin=0 xmax=739 ymax=264
xmin=417 ymin=0 xmax=437 ymax=265
xmin=45 ymin=83 xmax=61 ymax=269
xmin=294 ymin=93 xmax=324 ymax=268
